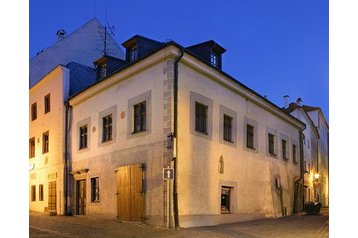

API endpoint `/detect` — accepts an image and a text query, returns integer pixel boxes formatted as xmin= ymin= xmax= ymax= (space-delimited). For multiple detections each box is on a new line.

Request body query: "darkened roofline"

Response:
xmin=122 ymin=34 xmax=164 ymax=48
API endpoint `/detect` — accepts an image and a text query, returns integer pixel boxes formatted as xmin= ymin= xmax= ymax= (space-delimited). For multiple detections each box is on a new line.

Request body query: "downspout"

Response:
xmin=64 ymin=102 xmax=72 ymax=215
xmin=299 ymin=124 xmax=306 ymax=212
xmin=173 ymin=47 xmax=184 ymax=228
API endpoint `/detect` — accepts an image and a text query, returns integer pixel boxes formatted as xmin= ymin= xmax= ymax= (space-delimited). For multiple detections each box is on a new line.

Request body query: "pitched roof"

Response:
xmin=66 ymin=62 xmax=96 ymax=97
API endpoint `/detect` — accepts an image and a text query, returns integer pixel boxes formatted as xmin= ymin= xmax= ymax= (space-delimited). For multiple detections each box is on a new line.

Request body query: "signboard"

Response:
xmin=163 ymin=168 xmax=174 ymax=180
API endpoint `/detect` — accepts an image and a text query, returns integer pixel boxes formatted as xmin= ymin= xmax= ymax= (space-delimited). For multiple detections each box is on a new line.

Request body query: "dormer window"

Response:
xmin=210 ymin=51 xmax=219 ymax=67
xmin=129 ymin=45 xmax=138 ymax=62
xmin=100 ymin=64 xmax=107 ymax=78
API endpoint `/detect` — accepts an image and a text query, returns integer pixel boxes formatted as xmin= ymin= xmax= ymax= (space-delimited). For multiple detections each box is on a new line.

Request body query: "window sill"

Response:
xmin=195 ymin=130 xmax=208 ymax=135
xmin=102 ymin=138 xmax=113 ymax=143
xmin=132 ymin=129 xmax=147 ymax=135
xmin=246 ymin=146 xmax=255 ymax=150
xmin=79 ymin=146 xmax=88 ymax=150
xmin=223 ymin=139 xmax=234 ymax=143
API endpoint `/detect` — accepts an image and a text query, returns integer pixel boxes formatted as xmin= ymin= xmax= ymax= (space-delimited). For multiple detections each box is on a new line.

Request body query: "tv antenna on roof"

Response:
xmin=97 ymin=0 xmax=115 ymax=55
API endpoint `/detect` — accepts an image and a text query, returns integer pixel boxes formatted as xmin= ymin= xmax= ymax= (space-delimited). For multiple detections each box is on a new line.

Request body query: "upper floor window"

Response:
xmin=102 ymin=114 xmax=112 ymax=142
xmin=268 ymin=133 xmax=275 ymax=155
xmin=210 ymin=51 xmax=218 ymax=67
xmin=79 ymin=125 xmax=88 ymax=149
xmin=31 ymin=102 xmax=37 ymax=121
xmin=91 ymin=177 xmax=100 ymax=203
xmin=223 ymin=114 xmax=233 ymax=142
xmin=292 ymin=144 xmax=297 ymax=163
xmin=129 ymin=45 xmax=138 ymax=62
xmin=282 ymin=139 xmax=288 ymax=160
xmin=42 ymin=131 xmax=49 ymax=154
xmin=195 ymin=102 xmax=208 ymax=134
xmin=246 ymin=124 xmax=255 ymax=149
xmin=44 ymin=94 xmax=50 ymax=114
xmin=133 ymin=101 xmax=146 ymax=133
xmin=29 ymin=137 xmax=35 ymax=158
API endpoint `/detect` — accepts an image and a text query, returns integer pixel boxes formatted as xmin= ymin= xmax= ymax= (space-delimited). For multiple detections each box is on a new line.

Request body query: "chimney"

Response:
xmin=283 ymin=95 xmax=290 ymax=109
xmin=56 ymin=29 xmax=66 ymax=41
xmin=296 ymin=97 xmax=303 ymax=107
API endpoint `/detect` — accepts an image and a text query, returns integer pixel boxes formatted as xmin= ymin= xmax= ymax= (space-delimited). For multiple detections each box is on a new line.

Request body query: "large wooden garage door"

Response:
xmin=116 ymin=164 xmax=143 ymax=221
xmin=48 ymin=181 xmax=56 ymax=211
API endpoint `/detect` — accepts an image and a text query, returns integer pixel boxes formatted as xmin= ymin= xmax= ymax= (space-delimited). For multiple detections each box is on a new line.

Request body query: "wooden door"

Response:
xmin=48 ymin=181 xmax=56 ymax=211
xmin=116 ymin=164 xmax=143 ymax=221
xmin=76 ymin=179 xmax=86 ymax=215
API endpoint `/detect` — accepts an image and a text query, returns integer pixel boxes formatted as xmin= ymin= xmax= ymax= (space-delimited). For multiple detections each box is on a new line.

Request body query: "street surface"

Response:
xmin=30 ymin=211 xmax=328 ymax=238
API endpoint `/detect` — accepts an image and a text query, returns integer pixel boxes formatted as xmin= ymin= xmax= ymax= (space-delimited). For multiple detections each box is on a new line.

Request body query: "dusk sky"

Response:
xmin=30 ymin=0 xmax=328 ymax=120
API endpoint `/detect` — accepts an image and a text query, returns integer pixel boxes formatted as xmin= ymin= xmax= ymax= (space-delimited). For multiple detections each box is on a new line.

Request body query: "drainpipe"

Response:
xmin=173 ymin=47 xmax=184 ymax=228
xmin=64 ymin=102 xmax=72 ymax=215
xmin=299 ymin=124 xmax=306 ymax=212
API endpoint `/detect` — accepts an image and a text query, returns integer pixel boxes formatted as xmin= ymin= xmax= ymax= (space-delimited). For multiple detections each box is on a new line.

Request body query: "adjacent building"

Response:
xmin=29 ymin=19 xmax=123 ymax=215
xmin=284 ymin=97 xmax=329 ymax=207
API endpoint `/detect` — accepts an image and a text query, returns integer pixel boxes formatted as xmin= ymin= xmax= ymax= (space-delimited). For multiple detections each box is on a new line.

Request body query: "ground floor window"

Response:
xmin=31 ymin=185 xmax=36 ymax=201
xmin=221 ymin=187 xmax=231 ymax=213
xmin=91 ymin=177 xmax=100 ymax=203
xmin=39 ymin=184 xmax=44 ymax=201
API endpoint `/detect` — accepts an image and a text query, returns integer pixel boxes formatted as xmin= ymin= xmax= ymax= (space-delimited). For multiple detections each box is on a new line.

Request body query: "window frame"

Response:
xmin=29 ymin=137 xmax=35 ymax=158
xmin=31 ymin=185 xmax=36 ymax=201
xmin=190 ymin=92 xmax=213 ymax=139
xmin=133 ymin=101 xmax=147 ymax=133
xmin=282 ymin=139 xmax=288 ymax=160
xmin=31 ymin=102 xmax=37 ymax=121
xmin=44 ymin=93 xmax=50 ymax=114
xmin=127 ymin=91 xmax=151 ymax=138
xmin=268 ymin=133 xmax=275 ymax=155
xmin=292 ymin=144 xmax=297 ymax=163
xmin=42 ymin=131 xmax=49 ymax=154
xmin=39 ymin=184 xmax=44 ymax=201
xmin=223 ymin=114 xmax=233 ymax=142
xmin=243 ymin=117 xmax=258 ymax=153
xmin=79 ymin=125 xmax=88 ymax=149
xmin=246 ymin=124 xmax=255 ymax=149
xmin=210 ymin=50 xmax=219 ymax=67
xmin=102 ymin=114 xmax=113 ymax=142
xmin=91 ymin=177 xmax=100 ymax=203
xmin=195 ymin=102 xmax=208 ymax=134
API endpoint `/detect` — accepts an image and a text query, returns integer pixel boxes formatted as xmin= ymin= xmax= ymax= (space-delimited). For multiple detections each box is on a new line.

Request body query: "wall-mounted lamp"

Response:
xmin=314 ymin=173 xmax=320 ymax=180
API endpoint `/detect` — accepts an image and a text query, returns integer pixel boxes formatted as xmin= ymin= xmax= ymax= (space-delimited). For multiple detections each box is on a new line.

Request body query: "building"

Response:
xmin=29 ymin=19 xmax=123 ymax=215
xmin=66 ymin=35 xmax=305 ymax=228
xmin=284 ymin=97 xmax=329 ymax=207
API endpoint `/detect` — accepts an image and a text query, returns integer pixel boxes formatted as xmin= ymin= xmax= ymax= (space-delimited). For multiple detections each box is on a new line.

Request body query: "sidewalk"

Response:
xmin=30 ymin=211 xmax=329 ymax=238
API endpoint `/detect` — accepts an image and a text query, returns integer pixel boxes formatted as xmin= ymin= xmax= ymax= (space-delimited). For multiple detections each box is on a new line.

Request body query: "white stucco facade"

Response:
xmin=67 ymin=45 xmax=304 ymax=228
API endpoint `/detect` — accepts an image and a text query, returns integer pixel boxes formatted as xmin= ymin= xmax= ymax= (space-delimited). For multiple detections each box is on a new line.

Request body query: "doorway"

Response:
xmin=116 ymin=164 xmax=144 ymax=221
xmin=221 ymin=186 xmax=231 ymax=213
xmin=76 ymin=179 xmax=86 ymax=215
xmin=48 ymin=181 xmax=56 ymax=212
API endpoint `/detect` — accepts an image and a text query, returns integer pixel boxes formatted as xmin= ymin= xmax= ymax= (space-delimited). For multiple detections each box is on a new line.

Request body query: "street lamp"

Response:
xmin=314 ymin=173 xmax=320 ymax=180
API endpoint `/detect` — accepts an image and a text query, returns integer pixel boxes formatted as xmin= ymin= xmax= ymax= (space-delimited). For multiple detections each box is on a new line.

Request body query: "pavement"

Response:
xmin=30 ymin=211 xmax=329 ymax=238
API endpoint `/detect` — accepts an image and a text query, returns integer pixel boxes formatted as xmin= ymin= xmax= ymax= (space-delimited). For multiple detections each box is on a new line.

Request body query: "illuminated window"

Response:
xmin=31 ymin=102 xmax=37 ymax=121
xmin=221 ymin=187 xmax=231 ymax=213
xmin=29 ymin=137 xmax=35 ymax=158
xmin=79 ymin=125 xmax=88 ymax=149
xmin=42 ymin=131 xmax=49 ymax=154
xmin=39 ymin=184 xmax=44 ymax=201
xmin=44 ymin=94 xmax=50 ymax=114
xmin=129 ymin=45 xmax=138 ymax=61
xmin=91 ymin=177 xmax=100 ymax=203
xmin=133 ymin=101 xmax=146 ymax=133
xmin=195 ymin=102 xmax=208 ymax=134
xmin=102 ymin=114 xmax=112 ymax=142
xmin=210 ymin=51 xmax=218 ymax=67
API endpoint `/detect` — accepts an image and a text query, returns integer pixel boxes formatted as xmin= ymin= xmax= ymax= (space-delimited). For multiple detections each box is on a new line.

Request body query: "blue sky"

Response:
xmin=30 ymin=0 xmax=328 ymax=121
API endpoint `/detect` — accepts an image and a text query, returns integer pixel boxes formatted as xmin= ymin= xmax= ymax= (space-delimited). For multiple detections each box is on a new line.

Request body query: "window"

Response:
xmin=31 ymin=185 xmax=36 ymax=201
xmin=91 ymin=177 xmax=100 ymax=202
xmin=29 ymin=137 xmax=35 ymax=158
xmin=31 ymin=102 xmax=37 ymax=121
xmin=223 ymin=114 xmax=233 ymax=142
xmin=133 ymin=101 xmax=146 ymax=133
xmin=79 ymin=125 xmax=88 ymax=149
xmin=129 ymin=45 xmax=138 ymax=61
xmin=268 ymin=133 xmax=275 ymax=155
xmin=246 ymin=124 xmax=254 ymax=149
xmin=195 ymin=102 xmax=208 ymax=134
xmin=42 ymin=131 xmax=49 ymax=153
xmin=39 ymin=184 xmax=44 ymax=201
xmin=282 ymin=139 xmax=288 ymax=160
xmin=44 ymin=94 xmax=50 ymax=114
xmin=210 ymin=51 xmax=218 ymax=67
xmin=293 ymin=144 xmax=297 ymax=163
xmin=102 ymin=114 xmax=112 ymax=142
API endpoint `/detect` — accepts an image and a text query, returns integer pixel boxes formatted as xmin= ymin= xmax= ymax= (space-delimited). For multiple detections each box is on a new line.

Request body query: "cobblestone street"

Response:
xmin=30 ymin=211 xmax=328 ymax=238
